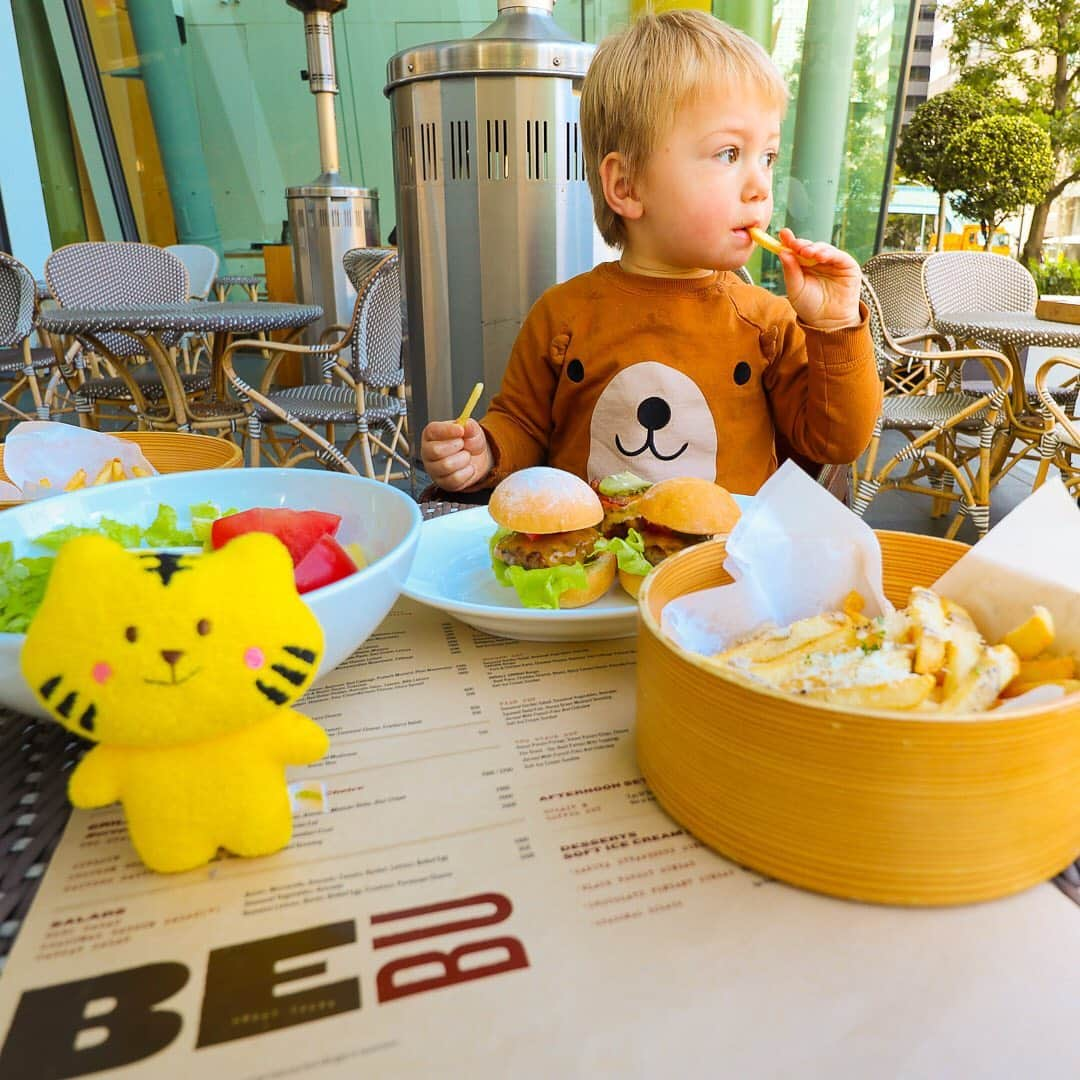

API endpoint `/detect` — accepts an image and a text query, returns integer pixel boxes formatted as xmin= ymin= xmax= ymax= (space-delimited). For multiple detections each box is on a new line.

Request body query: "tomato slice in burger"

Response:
xmin=210 ymin=508 xmax=342 ymax=565
xmin=293 ymin=535 xmax=358 ymax=594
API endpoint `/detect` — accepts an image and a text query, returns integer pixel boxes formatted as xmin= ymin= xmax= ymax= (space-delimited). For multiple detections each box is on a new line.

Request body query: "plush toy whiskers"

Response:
xmin=21 ymin=532 xmax=329 ymax=874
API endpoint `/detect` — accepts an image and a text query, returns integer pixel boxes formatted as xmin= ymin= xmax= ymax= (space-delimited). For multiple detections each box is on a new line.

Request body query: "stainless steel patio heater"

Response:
xmin=385 ymin=0 xmax=597 ymax=446
xmin=286 ymin=0 xmax=379 ymax=352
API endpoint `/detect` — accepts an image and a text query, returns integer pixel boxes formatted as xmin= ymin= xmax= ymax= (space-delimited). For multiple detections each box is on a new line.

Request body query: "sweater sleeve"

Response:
xmin=477 ymin=292 xmax=564 ymax=483
xmin=762 ymin=302 xmax=882 ymax=465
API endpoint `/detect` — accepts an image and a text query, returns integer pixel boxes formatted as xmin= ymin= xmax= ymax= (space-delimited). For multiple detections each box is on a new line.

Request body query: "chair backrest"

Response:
xmin=859 ymin=276 xmax=896 ymax=383
xmin=342 ymin=248 xmax=403 ymax=387
xmin=165 ymin=244 xmax=219 ymax=300
xmin=45 ymin=242 xmax=190 ymax=357
xmin=733 ymin=265 xmax=754 ymax=286
xmin=922 ymin=251 xmax=1037 ymax=320
xmin=0 ymin=252 xmax=37 ymax=349
xmin=862 ymin=252 xmax=932 ymax=333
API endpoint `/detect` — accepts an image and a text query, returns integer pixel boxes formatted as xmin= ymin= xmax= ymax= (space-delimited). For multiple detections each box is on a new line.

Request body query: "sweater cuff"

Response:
xmin=799 ymin=302 xmax=871 ymax=372
xmin=478 ymin=415 xmax=546 ymax=487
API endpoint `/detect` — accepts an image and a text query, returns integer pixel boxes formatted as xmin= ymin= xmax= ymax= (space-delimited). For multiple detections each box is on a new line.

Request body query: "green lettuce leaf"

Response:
xmin=189 ymin=502 xmax=236 ymax=546
xmin=142 ymin=504 xmax=198 ymax=548
xmin=0 ymin=542 xmax=54 ymax=633
xmin=489 ymin=527 xmax=590 ymax=609
xmin=593 ymin=528 xmax=652 ymax=577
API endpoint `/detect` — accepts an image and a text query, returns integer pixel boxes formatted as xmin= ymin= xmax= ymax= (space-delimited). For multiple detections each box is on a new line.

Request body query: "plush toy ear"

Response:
xmin=204 ymin=532 xmax=298 ymax=591
xmin=40 ymin=534 xmax=130 ymax=602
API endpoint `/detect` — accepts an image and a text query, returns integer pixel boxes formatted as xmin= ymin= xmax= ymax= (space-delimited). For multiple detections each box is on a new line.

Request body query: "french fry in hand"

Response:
xmin=64 ymin=469 xmax=87 ymax=492
xmin=1001 ymin=606 xmax=1054 ymax=660
xmin=748 ymin=227 xmax=817 ymax=267
xmin=908 ymin=587 xmax=949 ymax=676
xmin=938 ymin=644 xmax=1020 ymax=714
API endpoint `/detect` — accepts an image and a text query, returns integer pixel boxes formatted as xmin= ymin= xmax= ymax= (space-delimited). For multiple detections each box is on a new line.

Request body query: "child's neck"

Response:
xmin=618 ymin=248 xmax=713 ymax=279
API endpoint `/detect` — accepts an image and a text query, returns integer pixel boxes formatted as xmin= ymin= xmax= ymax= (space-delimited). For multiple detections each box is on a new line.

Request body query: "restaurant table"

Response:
xmin=0 ymin=496 xmax=1076 ymax=970
xmin=213 ymin=275 xmax=260 ymax=302
xmin=933 ymin=310 xmax=1080 ymax=414
xmin=36 ymin=302 xmax=322 ymax=429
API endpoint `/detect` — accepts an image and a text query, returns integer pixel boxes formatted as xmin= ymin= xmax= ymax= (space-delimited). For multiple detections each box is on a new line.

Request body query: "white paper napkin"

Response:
xmin=3 ymin=422 xmax=157 ymax=501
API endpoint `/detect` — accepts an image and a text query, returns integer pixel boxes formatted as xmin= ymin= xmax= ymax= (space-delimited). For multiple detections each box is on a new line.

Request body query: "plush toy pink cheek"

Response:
xmin=244 ymin=647 xmax=265 ymax=670
xmin=91 ymin=662 xmax=112 ymax=685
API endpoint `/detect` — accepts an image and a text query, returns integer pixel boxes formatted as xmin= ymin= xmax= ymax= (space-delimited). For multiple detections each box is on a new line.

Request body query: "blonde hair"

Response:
xmin=580 ymin=9 xmax=788 ymax=248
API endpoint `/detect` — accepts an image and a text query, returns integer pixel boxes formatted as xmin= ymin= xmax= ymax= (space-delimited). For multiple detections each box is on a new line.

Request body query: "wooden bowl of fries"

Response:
xmin=636 ymin=531 xmax=1080 ymax=906
xmin=0 ymin=432 xmax=242 ymax=509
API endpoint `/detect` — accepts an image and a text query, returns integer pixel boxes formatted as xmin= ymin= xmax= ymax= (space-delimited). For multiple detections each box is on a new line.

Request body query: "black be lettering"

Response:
xmin=372 ymin=892 xmax=529 ymax=1003
xmin=197 ymin=921 xmax=359 ymax=1047
xmin=0 ymin=962 xmax=188 ymax=1079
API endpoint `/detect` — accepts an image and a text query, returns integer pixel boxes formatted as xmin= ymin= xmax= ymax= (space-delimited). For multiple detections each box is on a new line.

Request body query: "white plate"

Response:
xmin=402 ymin=499 xmax=752 ymax=642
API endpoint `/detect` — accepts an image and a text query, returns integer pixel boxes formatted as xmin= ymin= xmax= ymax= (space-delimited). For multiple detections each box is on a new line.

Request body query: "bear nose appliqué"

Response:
xmin=637 ymin=396 xmax=671 ymax=431
xmin=160 ymin=650 xmax=184 ymax=668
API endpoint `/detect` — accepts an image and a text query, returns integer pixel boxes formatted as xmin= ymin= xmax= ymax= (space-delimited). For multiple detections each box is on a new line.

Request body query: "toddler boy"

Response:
xmin=422 ymin=9 xmax=880 ymax=494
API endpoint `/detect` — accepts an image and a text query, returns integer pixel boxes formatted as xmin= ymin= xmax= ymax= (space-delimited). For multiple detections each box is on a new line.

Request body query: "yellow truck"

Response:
xmin=928 ymin=223 xmax=1012 ymax=255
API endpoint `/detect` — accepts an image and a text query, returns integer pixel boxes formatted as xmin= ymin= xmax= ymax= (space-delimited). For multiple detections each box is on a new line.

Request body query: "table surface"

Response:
xmin=935 ymin=309 xmax=1080 ymax=343
xmin=36 ymin=302 xmax=322 ymax=336
xmin=0 ymin=498 xmax=1076 ymax=967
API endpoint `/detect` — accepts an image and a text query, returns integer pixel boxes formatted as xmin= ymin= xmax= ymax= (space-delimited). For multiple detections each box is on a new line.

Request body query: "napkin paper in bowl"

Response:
xmin=2 ymin=422 xmax=157 ymax=502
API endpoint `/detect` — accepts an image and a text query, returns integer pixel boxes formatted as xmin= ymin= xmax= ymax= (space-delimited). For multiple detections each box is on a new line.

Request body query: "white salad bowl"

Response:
xmin=0 ymin=468 xmax=422 ymax=719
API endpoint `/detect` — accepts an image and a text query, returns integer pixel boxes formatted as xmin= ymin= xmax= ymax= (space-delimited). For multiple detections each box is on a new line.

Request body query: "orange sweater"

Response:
xmin=479 ymin=262 xmax=881 ymax=495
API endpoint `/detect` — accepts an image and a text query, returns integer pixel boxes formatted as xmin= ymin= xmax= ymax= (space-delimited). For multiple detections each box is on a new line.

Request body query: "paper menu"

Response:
xmin=0 ymin=598 xmax=1076 ymax=1079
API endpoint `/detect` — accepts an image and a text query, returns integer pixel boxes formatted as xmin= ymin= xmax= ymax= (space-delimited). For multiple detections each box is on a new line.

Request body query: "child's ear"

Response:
xmin=599 ymin=152 xmax=643 ymax=224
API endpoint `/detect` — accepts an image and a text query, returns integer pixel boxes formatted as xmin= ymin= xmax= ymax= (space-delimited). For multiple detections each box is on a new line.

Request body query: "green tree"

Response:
xmin=948 ymin=115 xmax=1055 ymax=249
xmin=896 ymin=85 xmax=1000 ymax=249
xmin=945 ymin=0 xmax=1080 ymax=263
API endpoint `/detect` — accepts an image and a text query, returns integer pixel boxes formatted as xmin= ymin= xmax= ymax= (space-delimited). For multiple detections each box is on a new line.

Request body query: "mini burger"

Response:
xmin=591 ymin=471 xmax=653 ymax=538
xmin=597 ymin=477 xmax=742 ymax=598
xmin=489 ymin=467 xmax=616 ymax=609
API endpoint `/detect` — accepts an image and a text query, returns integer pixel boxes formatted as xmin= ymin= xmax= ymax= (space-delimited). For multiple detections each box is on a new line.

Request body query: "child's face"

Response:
xmin=630 ymin=82 xmax=782 ymax=272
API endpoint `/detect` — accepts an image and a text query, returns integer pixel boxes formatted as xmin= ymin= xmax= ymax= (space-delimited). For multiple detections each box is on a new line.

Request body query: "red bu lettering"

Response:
xmin=371 ymin=892 xmax=528 ymax=1003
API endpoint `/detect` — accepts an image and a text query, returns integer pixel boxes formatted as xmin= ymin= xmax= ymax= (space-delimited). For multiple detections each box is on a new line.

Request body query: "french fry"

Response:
xmin=90 ymin=459 xmax=114 ymax=486
xmin=1001 ymin=606 xmax=1054 ymax=660
xmin=738 ymin=625 xmax=859 ymax=686
xmin=132 ymin=465 xmax=150 ymax=478
xmin=908 ymin=587 xmax=949 ymax=676
xmin=801 ymin=673 xmax=935 ymax=710
xmin=715 ymin=613 xmax=849 ymax=665
xmin=455 ymin=381 xmax=484 ymax=426
xmin=1000 ymin=678 xmax=1080 ymax=700
xmin=748 ymin=227 xmax=818 ymax=267
xmin=938 ymin=644 xmax=1020 ymax=714
xmin=841 ymin=591 xmax=865 ymax=618
xmin=64 ymin=469 xmax=87 ymax=492
xmin=941 ymin=599 xmax=983 ymax=699
xmin=1015 ymin=655 xmax=1076 ymax=685
xmin=110 ymin=458 xmax=125 ymax=482
xmin=38 ymin=477 xmax=51 ymax=489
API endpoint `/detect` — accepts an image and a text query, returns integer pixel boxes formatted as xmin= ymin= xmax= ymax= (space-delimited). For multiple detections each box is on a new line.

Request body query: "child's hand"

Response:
xmin=421 ymin=419 xmax=494 ymax=491
xmin=775 ymin=228 xmax=862 ymax=332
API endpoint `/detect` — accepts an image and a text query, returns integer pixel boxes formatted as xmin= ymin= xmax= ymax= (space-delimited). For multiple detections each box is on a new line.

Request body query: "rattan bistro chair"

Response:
xmin=1034 ymin=355 xmax=1080 ymax=499
xmin=0 ymin=253 xmax=50 ymax=427
xmin=222 ymin=248 xmax=410 ymax=479
xmin=851 ymin=277 xmax=1013 ymax=539
xmin=44 ymin=242 xmax=212 ymax=427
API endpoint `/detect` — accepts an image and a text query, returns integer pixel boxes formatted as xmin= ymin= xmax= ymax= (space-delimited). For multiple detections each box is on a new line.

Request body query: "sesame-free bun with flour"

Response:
xmin=489 ymin=468 xmax=616 ymax=609
xmin=606 ymin=477 xmax=742 ymax=598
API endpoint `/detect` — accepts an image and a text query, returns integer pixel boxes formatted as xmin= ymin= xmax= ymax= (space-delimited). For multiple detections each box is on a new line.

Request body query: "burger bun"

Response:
xmin=490 ymin=467 xmax=603 ymax=534
xmin=559 ymin=551 xmax=617 ymax=608
xmin=634 ymin=477 xmax=741 ymax=536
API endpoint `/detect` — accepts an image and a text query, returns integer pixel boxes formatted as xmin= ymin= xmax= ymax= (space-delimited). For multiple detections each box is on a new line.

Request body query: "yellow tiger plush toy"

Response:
xmin=21 ymin=532 xmax=329 ymax=874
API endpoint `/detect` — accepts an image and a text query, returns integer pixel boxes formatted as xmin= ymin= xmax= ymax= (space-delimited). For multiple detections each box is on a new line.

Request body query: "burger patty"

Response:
xmin=493 ymin=527 xmax=601 ymax=571
xmin=637 ymin=525 xmax=706 ymax=566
